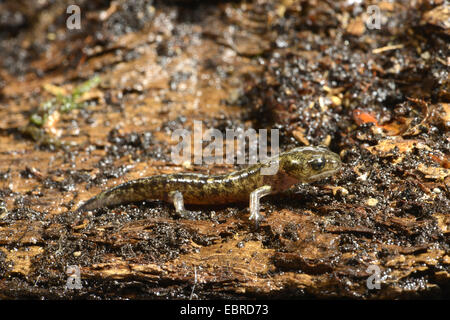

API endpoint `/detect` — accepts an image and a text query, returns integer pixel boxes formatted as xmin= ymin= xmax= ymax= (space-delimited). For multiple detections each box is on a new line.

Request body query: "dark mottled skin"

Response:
xmin=77 ymin=146 xmax=341 ymax=212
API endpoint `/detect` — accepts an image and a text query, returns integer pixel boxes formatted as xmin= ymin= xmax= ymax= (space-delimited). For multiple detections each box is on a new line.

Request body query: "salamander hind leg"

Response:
xmin=169 ymin=190 xmax=197 ymax=219
xmin=249 ymin=185 xmax=272 ymax=223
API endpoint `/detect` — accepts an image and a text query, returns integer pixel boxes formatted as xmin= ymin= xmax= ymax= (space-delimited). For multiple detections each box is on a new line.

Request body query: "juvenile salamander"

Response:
xmin=77 ymin=146 xmax=341 ymax=222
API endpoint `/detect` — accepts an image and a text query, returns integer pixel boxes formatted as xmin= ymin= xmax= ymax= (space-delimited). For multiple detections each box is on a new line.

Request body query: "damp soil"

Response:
xmin=0 ymin=0 xmax=449 ymax=299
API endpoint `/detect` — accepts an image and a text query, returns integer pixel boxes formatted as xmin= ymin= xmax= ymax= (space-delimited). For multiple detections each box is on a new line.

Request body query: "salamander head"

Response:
xmin=280 ymin=146 xmax=342 ymax=183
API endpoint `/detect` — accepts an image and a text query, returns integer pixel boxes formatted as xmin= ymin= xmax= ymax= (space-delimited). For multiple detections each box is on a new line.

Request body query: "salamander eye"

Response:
xmin=309 ymin=157 xmax=325 ymax=171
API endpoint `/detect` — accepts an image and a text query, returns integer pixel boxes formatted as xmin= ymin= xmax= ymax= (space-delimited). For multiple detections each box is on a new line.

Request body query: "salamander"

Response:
xmin=76 ymin=146 xmax=342 ymax=222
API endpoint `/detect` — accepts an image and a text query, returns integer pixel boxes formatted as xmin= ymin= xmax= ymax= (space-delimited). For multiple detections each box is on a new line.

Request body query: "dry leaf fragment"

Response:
xmin=417 ymin=163 xmax=450 ymax=179
xmin=365 ymin=138 xmax=431 ymax=157
xmin=422 ymin=4 xmax=450 ymax=30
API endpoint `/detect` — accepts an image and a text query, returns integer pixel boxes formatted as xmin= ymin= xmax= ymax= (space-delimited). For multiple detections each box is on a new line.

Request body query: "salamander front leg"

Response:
xmin=249 ymin=185 xmax=272 ymax=223
xmin=169 ymin=190 xmax=196 ymax=219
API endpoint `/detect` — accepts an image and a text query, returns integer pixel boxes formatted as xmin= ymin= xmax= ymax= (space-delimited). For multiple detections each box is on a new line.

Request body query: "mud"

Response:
xmin=0 ymin=0 xmax=448 ymax=299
